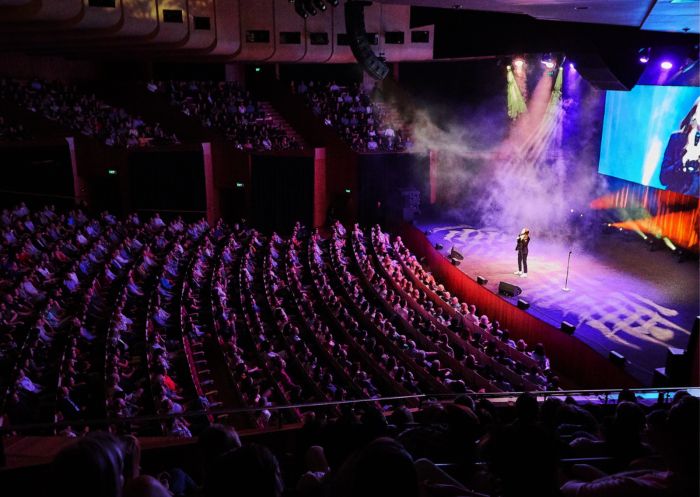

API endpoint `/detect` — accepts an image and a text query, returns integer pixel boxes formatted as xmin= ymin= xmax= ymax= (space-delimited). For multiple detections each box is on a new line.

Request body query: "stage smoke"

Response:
xmin=405 ymin=64 xmax=608 ymax=246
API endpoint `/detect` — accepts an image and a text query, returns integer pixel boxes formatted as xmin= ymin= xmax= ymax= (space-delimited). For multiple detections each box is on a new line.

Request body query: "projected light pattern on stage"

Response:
xmin=425 ymin=224 xmax=697 ymax=384
xmin=599 ymin=85 xmax=700 ymax=196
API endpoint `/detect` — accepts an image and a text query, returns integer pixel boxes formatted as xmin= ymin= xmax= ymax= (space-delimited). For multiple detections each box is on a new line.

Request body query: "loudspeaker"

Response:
xmin=665 ymin=347 xmax=689 ymax=385
xmin=570 ymin=49 xmax=646 ymax=91
xmin=476 ymin=276 xmax=488 ymax=285
xmin=449 ymin=247 xmax=464 ymax=261
xmin=450 ymin=258 xmax=461 ymax=266
xmin=498 ymin=281 xmax=522 ymax=297
xmin=517 ymin=298 xmax=529 ymax=310
xmin=344 ymin=1 xmax=389 ymax=80
xmin=652 ymin=367 xmax=670 ymax=387
xmin=609 ymin=350 xmax=626 ymax=367
xmin=560 ymin=321 xmax=576 ymax=335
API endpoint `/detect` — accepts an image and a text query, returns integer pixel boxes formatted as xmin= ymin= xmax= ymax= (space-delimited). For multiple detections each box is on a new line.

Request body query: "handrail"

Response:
xmin=1 ymin=386 xmax=696 ymax=435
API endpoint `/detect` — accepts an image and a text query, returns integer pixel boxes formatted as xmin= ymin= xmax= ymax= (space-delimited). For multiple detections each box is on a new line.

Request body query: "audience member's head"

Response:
xmin=207 ymin=444 xmax=284 ymax=497
xmin=52 ymin=432 xmax=125 ymax=497
xmin=331 ymin=437 xmax=419 ymax=497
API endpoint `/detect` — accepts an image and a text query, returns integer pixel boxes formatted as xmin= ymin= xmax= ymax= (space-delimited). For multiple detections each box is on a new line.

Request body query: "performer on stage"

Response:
xmin=514 ymin=228 xmax=530 ymax=278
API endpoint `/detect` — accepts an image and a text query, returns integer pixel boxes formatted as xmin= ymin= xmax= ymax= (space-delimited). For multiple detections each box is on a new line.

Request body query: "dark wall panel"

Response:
xmin=0 ymin=143 xmax=74 ymax=209
xmin=128 ymin=149 xmax=206 ymax=220
xmin=251 ymin=155 xmax=313 ymax=234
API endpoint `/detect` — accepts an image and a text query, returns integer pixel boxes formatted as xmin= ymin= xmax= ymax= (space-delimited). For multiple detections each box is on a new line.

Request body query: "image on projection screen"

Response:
xmin=599 ymin=85 xmax=700 ymax=198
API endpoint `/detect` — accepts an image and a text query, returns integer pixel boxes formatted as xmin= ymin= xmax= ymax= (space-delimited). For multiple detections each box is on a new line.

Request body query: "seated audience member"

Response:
xmin=206 ymin=444 xmax=284 ymax=497
xmin=560 ymin=396 xmax=699 ymax=497
xmin=51 ymin=432 xmax=125 ymax=497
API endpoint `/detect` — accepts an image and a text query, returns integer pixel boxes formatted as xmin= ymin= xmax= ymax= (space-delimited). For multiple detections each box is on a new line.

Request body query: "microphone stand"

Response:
xmin=562 ymin=250 xmax=572 ymax=292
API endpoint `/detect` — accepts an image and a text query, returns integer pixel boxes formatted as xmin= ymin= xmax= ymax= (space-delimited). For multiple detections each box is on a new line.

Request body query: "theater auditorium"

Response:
xmin=0 ymin=1 xmax=698 ymax=496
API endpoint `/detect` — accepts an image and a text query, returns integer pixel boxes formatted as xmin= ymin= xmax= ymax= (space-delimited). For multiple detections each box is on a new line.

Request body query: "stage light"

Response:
xmin=506 ymin=64 xmax=527 ymax=119
xmin=638 ymin=47 xmax=651 ymax=64
xmin=304 ymin=0 xmax=317 ymax=16
xmin=541 ymin=53 xmax=555 ymax=69
xmin=662 ymin=237 xmax=676 ymax=251
xmin=294 ymin=0 xmax=309 ymax=17
xmin=660 ymin=61 xmax=673 ymax=70
xmin=313 ymin=0 xmax=327 ymax=11
xmin=476 ymin=276 xmax=488 ymax=285
xmin=569 ymin=62 xmax=576 ymax=70
xmin=513 ymin=58 xmax=524 ymax=69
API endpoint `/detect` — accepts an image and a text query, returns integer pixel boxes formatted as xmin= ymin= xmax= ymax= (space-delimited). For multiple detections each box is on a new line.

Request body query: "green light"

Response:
xmin=506 ymin=68 xmax=527 ymax=120
xmin=107 ymin=169 xmax=117 ymax=175
xmin=344 ymin=188 xmax=351 ymax=194
xmin=662 ymin=237 xmax=676 ymax=251
xmin=255 ymin=67 xmax=261 ymax=73
xmin=236 ymin=182 xmax=244 ymax=188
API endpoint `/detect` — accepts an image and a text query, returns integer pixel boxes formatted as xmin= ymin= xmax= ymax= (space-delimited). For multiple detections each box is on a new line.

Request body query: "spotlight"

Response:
xmin=513 ymin=58 xmax=524 ymax=69
xmin=328 ymin=0 xmax=339 ymax=5
xmin=638 ymin=47 xmax=651 ymax=64
xmin=294 ymin=1 xmax=309 ymax=18
xmin=660 ymin=60 xmax=673 ymax=70
xmin=313 ymin=0 xmax=327 ymax=11
xmin=304 ymin=0 xmax=317 ymax=16
xmin=541 ymin=53 xmax=555 ymax=69
xmin=569 ymin=62 xmax=576 ymax=70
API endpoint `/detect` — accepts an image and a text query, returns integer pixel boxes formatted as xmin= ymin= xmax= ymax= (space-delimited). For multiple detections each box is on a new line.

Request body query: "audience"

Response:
xmin=152 ymin=80 xmax=300 ymax=151
xmin=296 ymin=80 xmax=410 ymax=152
xmin=0 ymin=115 xmax=29 ymax=141
xmin=2 ymin=205 xmax=696 ymax=497
xmin=0 ymin=78 xmax=178 ymax=148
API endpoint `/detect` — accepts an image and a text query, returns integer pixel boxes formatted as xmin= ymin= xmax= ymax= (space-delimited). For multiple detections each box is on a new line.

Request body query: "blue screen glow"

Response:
xmin=599 ymin=85 xmax=700 ymax=197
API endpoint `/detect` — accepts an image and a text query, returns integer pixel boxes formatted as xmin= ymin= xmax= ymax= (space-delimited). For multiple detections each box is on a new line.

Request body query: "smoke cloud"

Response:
xmin=402 ymin=67 xmax=609 ymax=247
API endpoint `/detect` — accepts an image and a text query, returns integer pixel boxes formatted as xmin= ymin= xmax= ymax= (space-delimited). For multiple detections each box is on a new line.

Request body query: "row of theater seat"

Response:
xmin=1 ymin=206 xmax=557 ymax=438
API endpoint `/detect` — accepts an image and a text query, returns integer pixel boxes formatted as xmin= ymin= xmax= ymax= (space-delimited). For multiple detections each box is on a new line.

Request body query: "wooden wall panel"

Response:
xmin=234 ymin=0 xmax=274 ymax=60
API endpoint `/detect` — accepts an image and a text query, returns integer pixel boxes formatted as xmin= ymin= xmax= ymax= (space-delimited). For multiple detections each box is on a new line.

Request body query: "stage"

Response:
xmin=416 ymin=221 xmax=699 ymax=385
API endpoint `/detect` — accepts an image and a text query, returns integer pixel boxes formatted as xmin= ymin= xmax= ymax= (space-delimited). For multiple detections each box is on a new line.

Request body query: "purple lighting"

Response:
xmin=660 ymin=60 xmax=673 ymax=70
xmin=569 ymin=62 xmax=576 ymax=70
xmin=639 ymin=56 xmax=650 ymax=64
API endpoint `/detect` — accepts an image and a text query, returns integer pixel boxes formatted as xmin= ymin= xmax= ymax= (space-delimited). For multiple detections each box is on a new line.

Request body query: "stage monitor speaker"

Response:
xmin=652 ymin=367 xmax=670 ymax=388
xmin=498 ymin=281 xmax=522 ymax=297
xmin=449 ymin=247 xmax=464 ymax=261
xmin=345 ymin=1 xmax=389 ymax=80
xmin=435 ymin=243 xmax=443 ymax=250
xmin=517 ymin=298 xmax=529 ymax=310
xmin=560 ymin=321 xmax=576 ymax=335
xmin=570 ymin=50 xmax=646 ymax=91
xmin=665 ymin=347 xmax=689 ymax=385
xmin=450 ymin=258 xmax=461 ymax=266
xmin=476 ymin=276 xmax=488 ymax=285
xmin=609 ymin=350 xmax=626 ymax=367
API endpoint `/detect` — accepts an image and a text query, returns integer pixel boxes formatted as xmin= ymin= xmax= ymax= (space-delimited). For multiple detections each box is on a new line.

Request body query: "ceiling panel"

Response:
xmin=643 ymin=0 xmax=699 ymax=34
xmin=376 ymin=0 xmax=698 ymax=32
